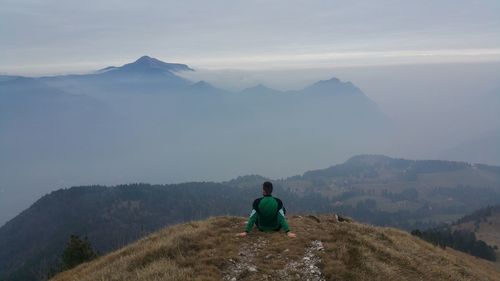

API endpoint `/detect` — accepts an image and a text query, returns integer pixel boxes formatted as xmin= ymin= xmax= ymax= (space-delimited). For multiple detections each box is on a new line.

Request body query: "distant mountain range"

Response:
xmin=2 ymin=155 xmax=500 ymax=280
xmin=0 ymin=56 xmax=391 ymax=227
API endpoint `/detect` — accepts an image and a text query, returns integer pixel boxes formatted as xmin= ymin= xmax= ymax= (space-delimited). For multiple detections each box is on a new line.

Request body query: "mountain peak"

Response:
xmin=127 ymin=55 xmax=194 ymax=72
xmin=191 ymin=80 xmax=213 ymax=88
xmin=135 ymin=55 xmax=155 ymax=61
xmin=98 ymin=56 xmax=194 ymax=75
xmin=253 ymin=83 xmax=268 ymax=89
xmin=318 ymin=77 xmax=341 ymax=84
xmin=240 ymin=84 xmax=282 ymax=95
xmin=303 ymin=76 xmax=363 ymax=96
xmin=133 ymin=55 xmax=165 ymax=66
xmin=345 ymin=154 xmax=398 ymax=165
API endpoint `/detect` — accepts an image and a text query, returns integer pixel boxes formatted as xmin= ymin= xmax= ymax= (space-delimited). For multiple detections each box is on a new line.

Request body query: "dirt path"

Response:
xmin=223 ymin=238 xmax=325 ymax=281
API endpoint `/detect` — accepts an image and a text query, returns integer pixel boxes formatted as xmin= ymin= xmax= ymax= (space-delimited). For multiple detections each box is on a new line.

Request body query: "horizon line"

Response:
xmin=2 ymin=48 xmax=500 ymax=77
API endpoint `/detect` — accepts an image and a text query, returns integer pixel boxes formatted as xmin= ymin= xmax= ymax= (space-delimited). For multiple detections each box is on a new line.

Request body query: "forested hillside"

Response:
xmin=0 ymin=181 xmax=328 ymax=281
xmin=2 ymin=155 xmax=500 ymax=280
xmin=453 ymin=205 xmax=500 ymax=269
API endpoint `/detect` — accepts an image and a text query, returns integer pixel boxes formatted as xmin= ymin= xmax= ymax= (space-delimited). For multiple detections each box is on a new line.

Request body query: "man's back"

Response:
xmin=238 ymin=181 xmax=296 ymax=238
xmin=245 ymin=195 xmax=289 ymax=232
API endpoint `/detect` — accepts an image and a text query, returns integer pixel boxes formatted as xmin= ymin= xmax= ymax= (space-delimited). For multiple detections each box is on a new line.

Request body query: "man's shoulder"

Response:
xmin=252 ymin=197 xmax=262 ymax=208
xmin=273 ymin=197 xmax=283 ymax=203
xmin=253 ymin=197 xmax=263 ymax=203
xmin=253 ymin=196 xmax=284 ymax=205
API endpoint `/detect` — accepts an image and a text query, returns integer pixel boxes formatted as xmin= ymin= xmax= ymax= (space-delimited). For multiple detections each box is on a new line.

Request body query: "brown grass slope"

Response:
xmin=52 ymin=215 xmax=500 ymax=281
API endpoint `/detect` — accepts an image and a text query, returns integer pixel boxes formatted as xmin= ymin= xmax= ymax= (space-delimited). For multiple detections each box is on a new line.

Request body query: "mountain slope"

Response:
xmin=3 ymin=156 xmax=500 ymax=280
xmin=40 ymin=56 xmax=195 ymax=96
xmin=301 ymin=77 xmax=365 ymax=97
xmin=239 ymin=84 xmax=283 ymax=96
xmin=286 ymin=155 xmax=500 ymax=227
xmin=454 ymin=205 xmax=500 ymax=270
xmin=51 ymin=215 xmax=500 ymax=281
xmin=0 ymin=183 xmax=329 ymax=281
xmin=98 ymin=55 xmax=194 ymax=74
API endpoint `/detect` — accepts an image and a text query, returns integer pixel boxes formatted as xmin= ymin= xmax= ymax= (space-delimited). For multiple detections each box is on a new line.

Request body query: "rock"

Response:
xmin=337 ymin=215 xmax=353 ymax=222
xmin=311 ymin=240 xmax=324 ymax=251
xmin=248 ymin=266 xmax=257 ymax=272
xmin=307 ymin=215 xmax=321 ymax=223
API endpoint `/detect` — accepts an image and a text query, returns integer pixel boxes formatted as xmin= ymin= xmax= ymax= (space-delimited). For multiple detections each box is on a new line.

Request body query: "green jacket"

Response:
xmin=245 ymin=195 xmax=290 ymax=233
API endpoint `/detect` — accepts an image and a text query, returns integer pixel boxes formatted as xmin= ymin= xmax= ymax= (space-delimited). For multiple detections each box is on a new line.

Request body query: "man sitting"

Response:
xmin=237 ymin=181 xmax=296 ymax=237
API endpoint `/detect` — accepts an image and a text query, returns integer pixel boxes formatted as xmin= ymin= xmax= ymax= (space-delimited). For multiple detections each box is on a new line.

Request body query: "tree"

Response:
xmin=411 ymin=227 xmax=496 ymax=261
xmin=61 ymin=235 xmax=97 ymax=270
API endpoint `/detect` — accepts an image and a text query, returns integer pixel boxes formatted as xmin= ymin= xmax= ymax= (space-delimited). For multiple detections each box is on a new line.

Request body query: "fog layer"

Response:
xmin=0 ymin=59 xmax=499 ymax=226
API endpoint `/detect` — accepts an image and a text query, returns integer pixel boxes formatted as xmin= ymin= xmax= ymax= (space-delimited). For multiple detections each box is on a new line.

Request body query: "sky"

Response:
xmin=1 ymin=0 xmax=500 ymax=224
xmin=1 ymin=0 xmax=500 ymax=75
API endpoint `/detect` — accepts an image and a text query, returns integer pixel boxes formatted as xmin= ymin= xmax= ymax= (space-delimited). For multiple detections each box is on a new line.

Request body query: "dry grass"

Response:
xmin=51 ymin=215 xmax=500 ymax=281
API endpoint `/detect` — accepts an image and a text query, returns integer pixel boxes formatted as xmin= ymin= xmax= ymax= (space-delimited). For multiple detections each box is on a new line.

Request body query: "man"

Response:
xmin=237 ymin=181 xmax=296 ymax=237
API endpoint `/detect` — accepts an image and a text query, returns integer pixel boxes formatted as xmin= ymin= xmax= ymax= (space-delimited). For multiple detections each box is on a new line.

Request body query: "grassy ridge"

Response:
xmin=52 ymin=215 xmax=500 ymax=281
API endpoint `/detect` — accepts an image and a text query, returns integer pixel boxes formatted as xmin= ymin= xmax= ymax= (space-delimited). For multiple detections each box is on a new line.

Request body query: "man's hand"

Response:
xmin=287 ymin=232 xmax=297 ymax=238
xmin=236 ymin=232 xmax=248 ymax=237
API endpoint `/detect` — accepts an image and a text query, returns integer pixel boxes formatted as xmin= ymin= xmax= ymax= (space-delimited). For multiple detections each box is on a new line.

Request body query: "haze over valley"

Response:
xmin=1 ymin=55 xmax=500 ymax=226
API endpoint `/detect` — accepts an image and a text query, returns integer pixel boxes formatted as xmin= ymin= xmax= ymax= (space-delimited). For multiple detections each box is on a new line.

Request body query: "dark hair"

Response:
xmin=263 ymin=181 xmax=273 ymax=194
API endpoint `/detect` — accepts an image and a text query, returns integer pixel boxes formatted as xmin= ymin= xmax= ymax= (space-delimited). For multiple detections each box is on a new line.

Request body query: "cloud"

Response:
xmin=180 ymin=48 xmax=500 ymax=70
xmin=1 ymin=0 xmax=499 ymax=74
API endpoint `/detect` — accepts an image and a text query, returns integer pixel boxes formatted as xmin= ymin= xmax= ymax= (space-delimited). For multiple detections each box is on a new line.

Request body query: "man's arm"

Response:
xmin=244 ymin=209 xmax=257 ymax=233
xmin=278 ymin=208 xmax=290 ymax=232
xmin=278 ymin=209 xmax=296 ymax=237
xmin=275 ymin=198 xmax=290 ymax=232
xmin=243 ymin=199 xmax=260 ymax=233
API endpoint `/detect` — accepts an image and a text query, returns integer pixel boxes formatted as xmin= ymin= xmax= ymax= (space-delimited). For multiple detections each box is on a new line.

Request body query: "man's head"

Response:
xmin=262 ymin=181 xmax=273 ymax=195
